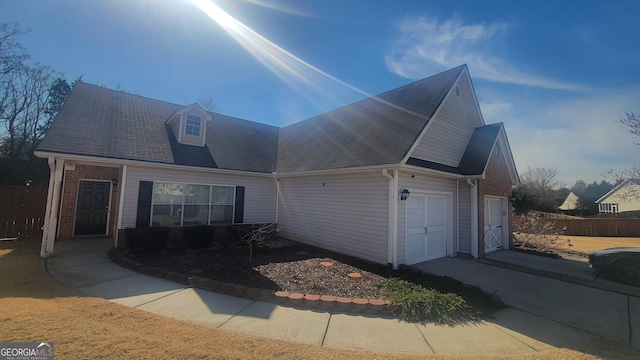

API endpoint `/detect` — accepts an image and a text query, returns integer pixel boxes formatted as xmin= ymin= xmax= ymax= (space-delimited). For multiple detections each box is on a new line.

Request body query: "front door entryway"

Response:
xmin=484 ymin=197 xmax=504 ymax=253
xmin=75 ymin=180 xmax=110 ymax=236
xmin=406 ymin=194 xmax=447 ymax=264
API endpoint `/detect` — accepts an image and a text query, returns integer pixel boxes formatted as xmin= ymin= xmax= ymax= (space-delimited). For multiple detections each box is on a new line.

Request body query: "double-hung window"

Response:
xmin=185 ymin=114 xmax=201 ymax=137
xmin=151 ymin=182 xmax=235 ymax=226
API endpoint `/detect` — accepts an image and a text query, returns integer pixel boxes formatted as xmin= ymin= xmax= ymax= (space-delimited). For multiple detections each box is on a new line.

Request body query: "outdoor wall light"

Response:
xmin=400 ymin=189 xmax=410 ymax=201
xmin=112 ymin=178 xmax=119 ymax=187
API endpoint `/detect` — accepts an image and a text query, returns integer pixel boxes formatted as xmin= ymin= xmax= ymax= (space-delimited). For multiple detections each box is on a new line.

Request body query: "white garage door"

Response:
xmin=406 ymin=194 xmax=447 ymax=264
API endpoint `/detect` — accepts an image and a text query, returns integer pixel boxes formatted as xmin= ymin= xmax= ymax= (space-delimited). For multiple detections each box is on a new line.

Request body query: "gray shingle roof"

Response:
xmin=39 ymin=65 xmax=493 ymax=176
xmin=276 ymin=65 xmax=465 ymax=173
xmin=38 ymin=82 xmax=279 ymax=173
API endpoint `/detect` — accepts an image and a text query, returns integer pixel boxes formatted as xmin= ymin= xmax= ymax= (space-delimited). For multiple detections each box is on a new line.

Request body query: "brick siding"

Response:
xmin=476 ymin=146 xmax=514 ymax=258
xmin=58 ymin=164 xmax=120 ymax=239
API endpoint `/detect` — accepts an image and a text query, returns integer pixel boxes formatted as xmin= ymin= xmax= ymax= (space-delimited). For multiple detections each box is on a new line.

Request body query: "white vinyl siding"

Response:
xmin=410 ymin=80 xmax=479 ymax=167
xmin=120 ymin=165 xmax=276 ymax=228
xmin=277 ymin=170 xmax=389 ymax=264
xmin=397 ymin=173 xmax=466 ymax=264
xmin=168 ymin=117 xmax=181 ymax=142
xmin=456 ymin=183 xmax=472 ymax=253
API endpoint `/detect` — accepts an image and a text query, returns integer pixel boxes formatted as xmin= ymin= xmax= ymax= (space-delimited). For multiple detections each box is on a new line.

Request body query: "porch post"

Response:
xmin=40 ymin=158 xmax=64 ymax=257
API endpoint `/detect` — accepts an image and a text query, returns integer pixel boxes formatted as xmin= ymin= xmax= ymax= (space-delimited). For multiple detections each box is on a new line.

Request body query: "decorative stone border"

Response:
xmin=108 ymin=249 xmax=398 ymax=316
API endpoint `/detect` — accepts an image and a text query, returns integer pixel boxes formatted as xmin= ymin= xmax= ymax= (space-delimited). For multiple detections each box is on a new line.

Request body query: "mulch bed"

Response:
xmin=130 ymin=239 xmax=389 ymax=299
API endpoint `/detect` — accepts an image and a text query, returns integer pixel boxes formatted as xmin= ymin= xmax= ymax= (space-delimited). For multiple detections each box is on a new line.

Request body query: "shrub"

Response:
xmin=382 ymin=277 xmax=469 ymax=324
xmin=513 ymin=213 xmax=569 ymax=253
xmin=182 ymin=225 xmax=215 ymax=250
xmin=124 ymin=227 xmax=170 ymax=255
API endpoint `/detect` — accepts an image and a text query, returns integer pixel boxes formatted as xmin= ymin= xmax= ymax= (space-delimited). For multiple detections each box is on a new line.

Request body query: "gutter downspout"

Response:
xmin=467 ymin=178 xmax=479 ymax=258
xmin=382 ymin=169 xmax=398 ymax=269
xmin=41 ymin=158 xmax=64 ymax=257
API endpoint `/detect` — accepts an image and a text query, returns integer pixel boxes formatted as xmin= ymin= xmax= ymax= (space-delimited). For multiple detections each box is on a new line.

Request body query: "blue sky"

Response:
xmin=2 ymin=0 xmax=639 ymax=186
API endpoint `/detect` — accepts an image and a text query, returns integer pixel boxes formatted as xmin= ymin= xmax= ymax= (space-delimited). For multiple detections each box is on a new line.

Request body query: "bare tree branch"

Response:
xmin=620 ymin=112 xmax=640 ymax=144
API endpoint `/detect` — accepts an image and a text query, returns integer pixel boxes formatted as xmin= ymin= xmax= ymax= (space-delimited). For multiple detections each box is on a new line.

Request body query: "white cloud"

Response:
xmin=386 ymin=16 xmax=586 ymax=91
xmin=479 ymin=101 xmax=512 ymax=119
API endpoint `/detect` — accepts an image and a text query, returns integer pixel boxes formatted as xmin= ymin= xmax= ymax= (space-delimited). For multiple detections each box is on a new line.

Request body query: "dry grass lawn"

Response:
xmin=556 ymin=236 xmax=640 ymax=255
xmin=0 ymin=237 xmax=638 ymax=359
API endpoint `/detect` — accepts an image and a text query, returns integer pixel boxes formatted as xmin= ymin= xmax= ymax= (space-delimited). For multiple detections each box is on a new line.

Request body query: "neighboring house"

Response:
xmin=558 ymin=192 xmax=579 ymax=211
xmin=36 ymin=64 xmax=519 ymax=268
xmin=596 ymin=179 xmax=640 ymax=214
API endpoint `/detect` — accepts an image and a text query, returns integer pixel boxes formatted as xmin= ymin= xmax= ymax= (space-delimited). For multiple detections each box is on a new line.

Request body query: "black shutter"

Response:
xmin=234 ymin=186 xmax=245 ymax=224
xmin=135 ymin=181 xmax=153 ymax=227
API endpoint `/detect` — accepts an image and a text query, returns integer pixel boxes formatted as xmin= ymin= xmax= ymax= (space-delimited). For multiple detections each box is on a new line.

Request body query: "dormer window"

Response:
xmin=166 ymin=104 xmax=211 ymax=147
xmin=185 ymin=114 xmax=202 ymax=137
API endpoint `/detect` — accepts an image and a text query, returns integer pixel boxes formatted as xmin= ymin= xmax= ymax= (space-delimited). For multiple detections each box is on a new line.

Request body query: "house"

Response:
xmin=35 ymin=64 xmax=519 ymax=268
xmin=558 ymin=191 xmax=579 ymax=211
xmin=596 ymin=179 xmax=640 ymax=214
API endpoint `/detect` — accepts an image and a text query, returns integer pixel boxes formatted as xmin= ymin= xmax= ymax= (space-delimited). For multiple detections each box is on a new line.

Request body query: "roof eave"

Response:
xmin=34 ymin=151 xmax=275 ymax=178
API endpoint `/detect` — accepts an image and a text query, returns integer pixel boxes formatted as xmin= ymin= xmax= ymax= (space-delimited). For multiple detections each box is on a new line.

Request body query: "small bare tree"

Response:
xmin=513 ymin=213 xmax=569 ymax=253
xmin=232 ymin=223 xmax=276 ymax=262
xmin=197 ymin=97 xmax=216 ymax=112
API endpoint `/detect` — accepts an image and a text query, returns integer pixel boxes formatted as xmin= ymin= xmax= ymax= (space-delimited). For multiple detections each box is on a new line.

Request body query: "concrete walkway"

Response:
xmin=47 ymin=238 xmax=603 ymax=356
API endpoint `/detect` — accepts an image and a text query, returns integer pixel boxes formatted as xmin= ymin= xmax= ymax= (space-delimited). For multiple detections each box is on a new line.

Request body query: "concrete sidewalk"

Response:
xmin=47 ymin=238 xmax=601 ymax=356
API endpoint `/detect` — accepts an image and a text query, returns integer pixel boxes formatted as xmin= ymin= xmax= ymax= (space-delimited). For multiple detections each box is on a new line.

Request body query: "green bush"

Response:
xmin=182 ymin=225 xmax=215 ymax=250
xmin=124 ymin=227 xmax=170 ymax=255
xmin=382 ymin=277 xmax=469 ymax=324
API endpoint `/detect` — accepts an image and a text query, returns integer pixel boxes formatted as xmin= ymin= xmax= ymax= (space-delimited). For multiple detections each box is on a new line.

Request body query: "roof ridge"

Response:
xmin=75 ymin=81 xmax=184 ymax=108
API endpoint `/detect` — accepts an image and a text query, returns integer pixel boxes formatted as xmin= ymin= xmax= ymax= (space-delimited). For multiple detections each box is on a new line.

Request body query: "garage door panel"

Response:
xmin=405 ymin=194 xmax=448 ymax=264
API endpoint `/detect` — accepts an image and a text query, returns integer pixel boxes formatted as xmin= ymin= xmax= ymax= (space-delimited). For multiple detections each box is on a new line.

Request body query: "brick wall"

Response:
xmin=476 ymin=146 xmax=514 ymax=258
xmin=58 ymin=164 xmax=121 ymax=239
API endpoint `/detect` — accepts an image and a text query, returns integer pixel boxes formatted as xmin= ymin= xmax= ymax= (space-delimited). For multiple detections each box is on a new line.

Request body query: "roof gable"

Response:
xmin=406 ymin=122 xmax=520 ymax=186
xmin=596 ymin=179 xmax=640 ymax=203
xmin=405 ymin=66 xmax=483 ymax=167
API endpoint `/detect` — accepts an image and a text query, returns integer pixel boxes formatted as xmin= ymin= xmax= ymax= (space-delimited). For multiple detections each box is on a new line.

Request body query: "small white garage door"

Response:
xmin=406 ymin=194 xmax=447 ymax=264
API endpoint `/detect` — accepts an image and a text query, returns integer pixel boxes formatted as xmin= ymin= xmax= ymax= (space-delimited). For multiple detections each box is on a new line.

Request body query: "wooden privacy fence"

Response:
xmin=0 ymin=185 xmax=48 ymax=238
xmin=545 ymin=218 xmax=640 ymax=237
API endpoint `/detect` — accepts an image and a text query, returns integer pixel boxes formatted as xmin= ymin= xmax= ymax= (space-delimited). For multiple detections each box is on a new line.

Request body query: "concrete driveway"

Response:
xmin=414 ymin=250 xmax=640 ymax=346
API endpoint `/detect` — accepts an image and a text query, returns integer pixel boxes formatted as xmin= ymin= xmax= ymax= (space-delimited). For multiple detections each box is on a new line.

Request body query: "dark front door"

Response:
xmin=75 ymin=181 xmax=110 ymax=236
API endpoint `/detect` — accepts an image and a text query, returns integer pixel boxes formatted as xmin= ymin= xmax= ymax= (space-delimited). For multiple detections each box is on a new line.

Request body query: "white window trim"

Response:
xmin=184 ymin=114 xmax=202 ymax=137
xmin=150 ymin=181 xmax=236 ymax=227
